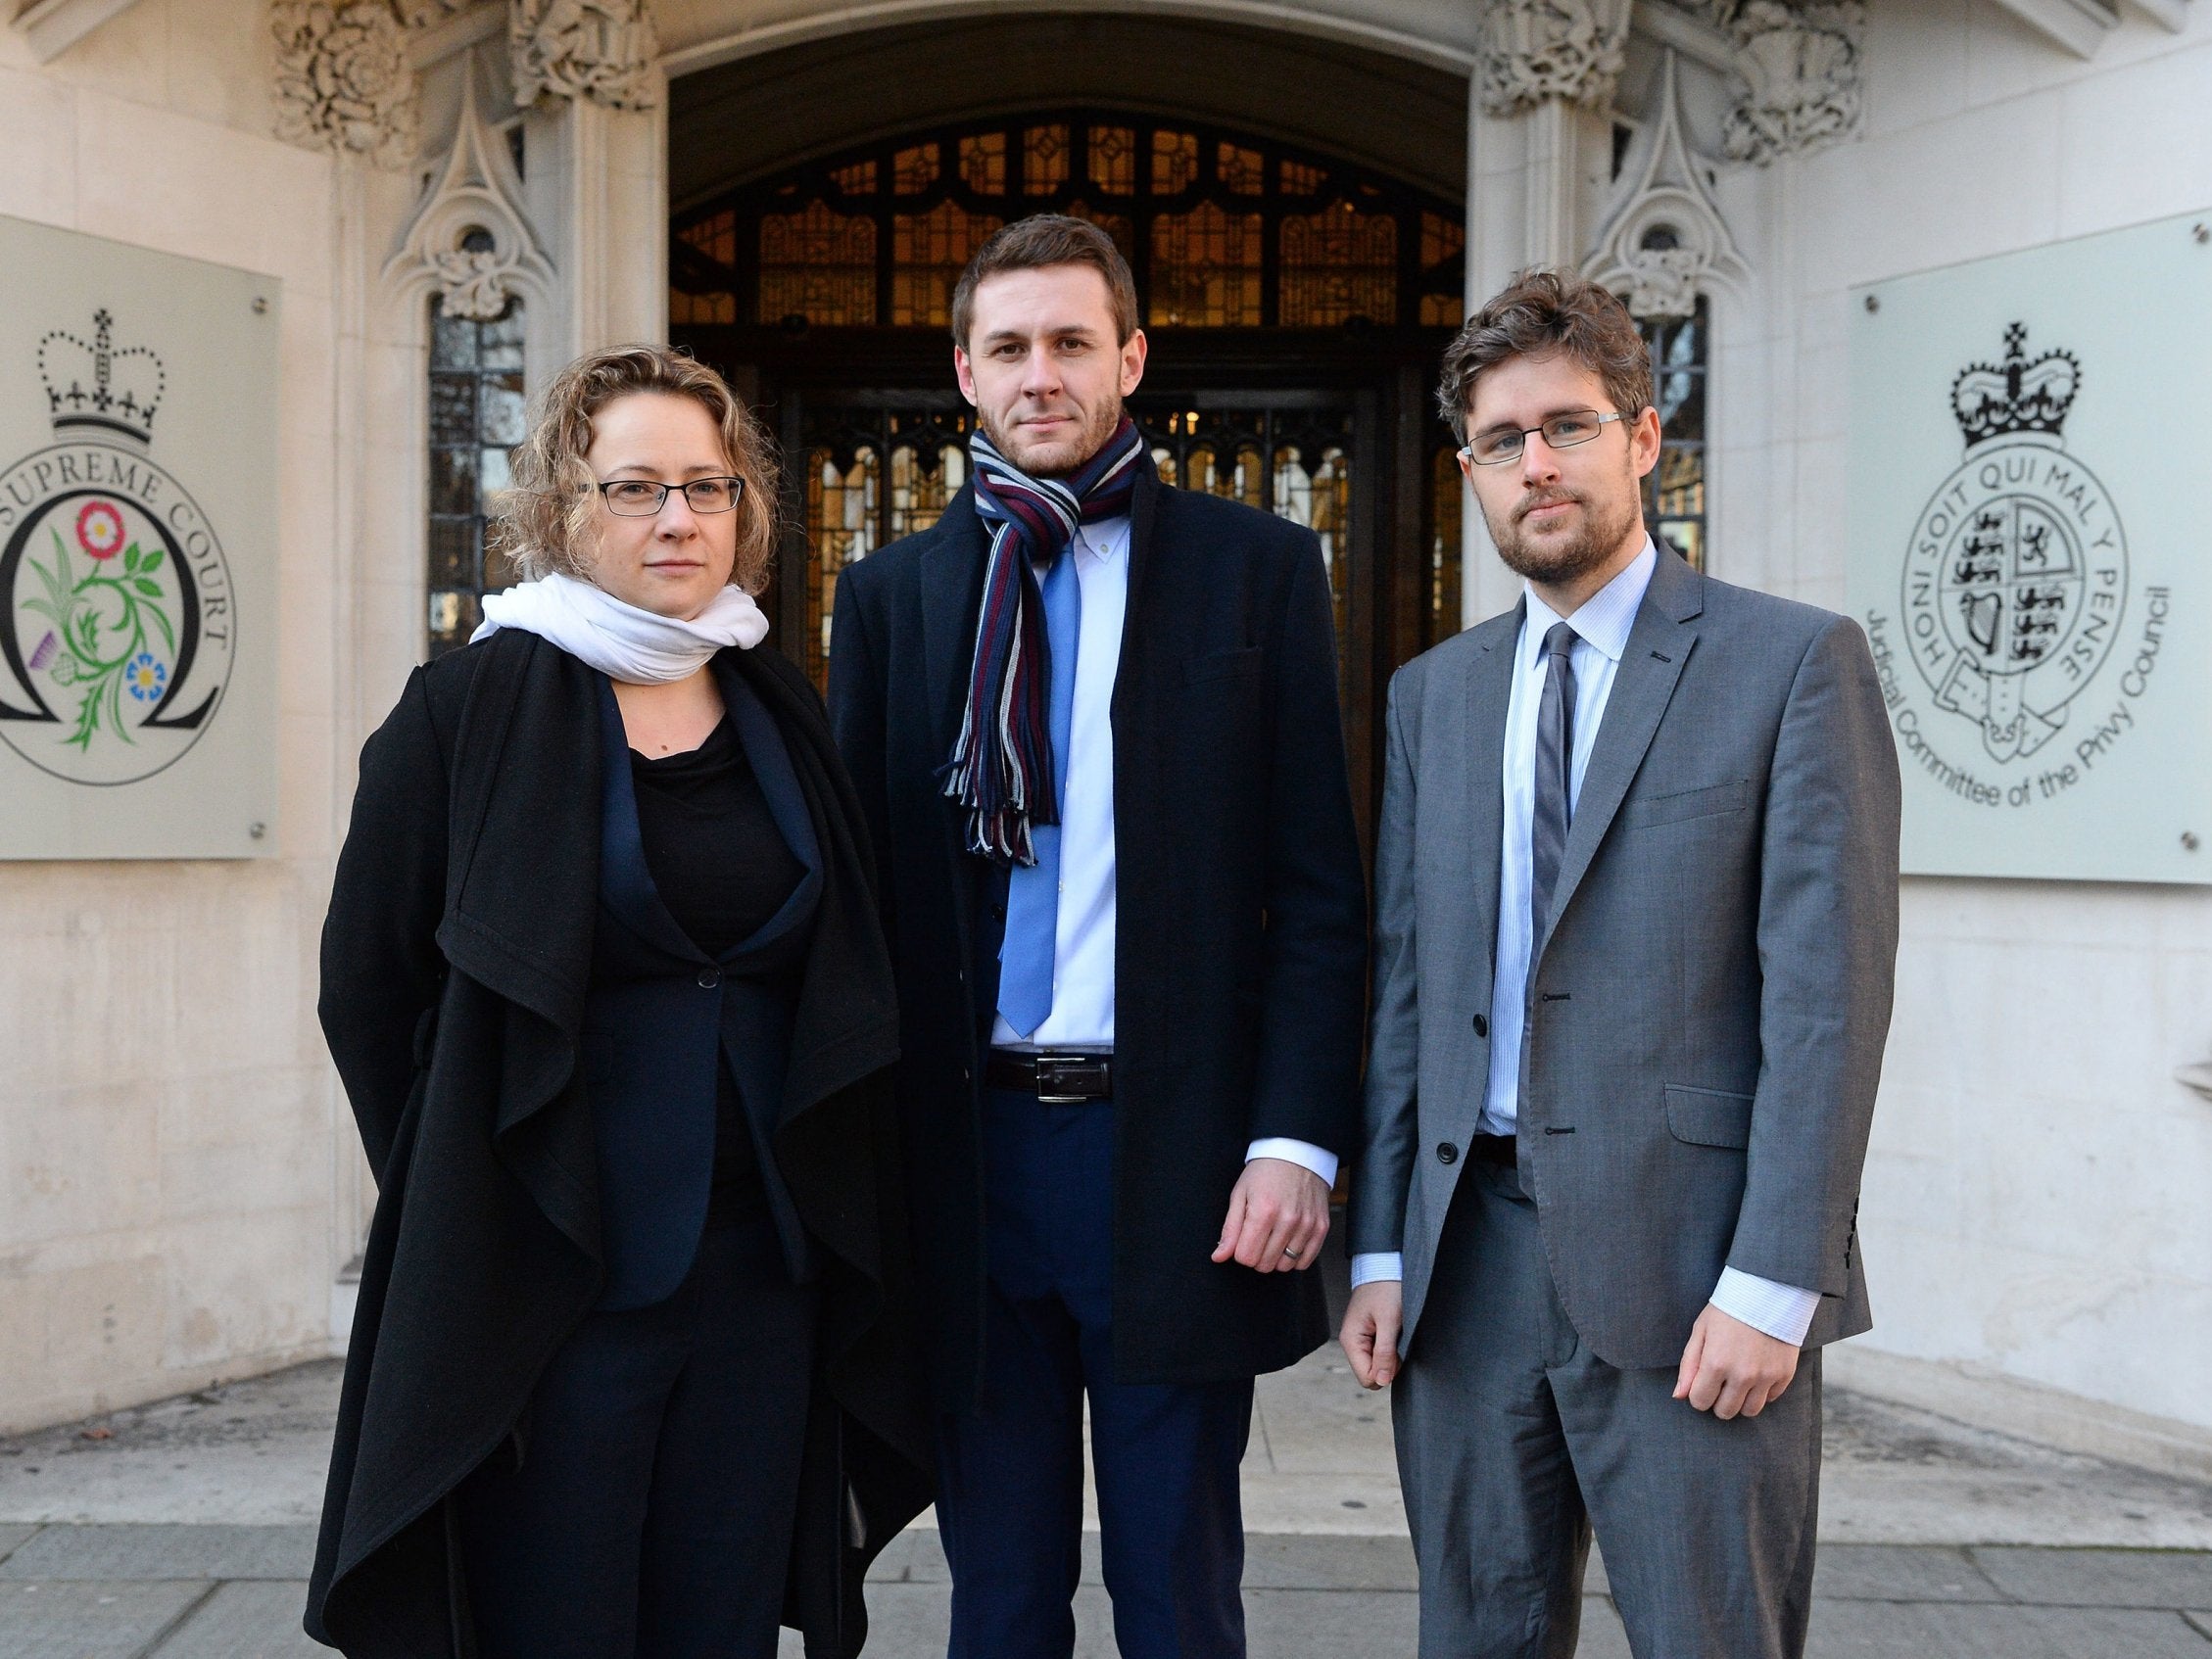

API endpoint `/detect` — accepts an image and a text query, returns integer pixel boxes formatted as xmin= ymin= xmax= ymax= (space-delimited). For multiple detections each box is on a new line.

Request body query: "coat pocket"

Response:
xmin=1664 ymin=1083 xmax=1754 ymax=1149
xmin=1184 ymin=645 xmax=1264 ymax=685
xmin=1625 ymin=778 xmax=1751 ymax=828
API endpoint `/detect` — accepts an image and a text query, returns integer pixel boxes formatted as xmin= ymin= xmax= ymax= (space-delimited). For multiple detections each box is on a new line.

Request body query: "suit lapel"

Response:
xmin=921 ymin=487 xmax=989 ymax=760
xmin=1462 ymin=602 xmax=1521 ymax=1008
xmin=917 ymin=486 xmax=990 ymax=954
xmin=1535 ymin=550 xmax=1704 ymax=961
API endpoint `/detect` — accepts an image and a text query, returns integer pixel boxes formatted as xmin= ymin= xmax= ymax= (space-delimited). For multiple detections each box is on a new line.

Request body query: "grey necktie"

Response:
xmin=1530 ymin=621 xmax=1580 ymax=943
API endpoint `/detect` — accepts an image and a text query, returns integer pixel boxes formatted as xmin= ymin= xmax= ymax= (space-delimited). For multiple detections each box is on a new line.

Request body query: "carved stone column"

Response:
xmin=1461 ymin=0 xmax=1633 ymax=626
xmin=511 ymin=0 xmax=668 ymax=354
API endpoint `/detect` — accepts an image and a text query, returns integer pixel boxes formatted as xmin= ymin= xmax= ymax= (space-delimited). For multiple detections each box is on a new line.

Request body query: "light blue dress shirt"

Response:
xmin=1349 ymin=544 xmax=1819 ymax=1347
xmin=989 ymin=515 xmax=1339 ymax=1189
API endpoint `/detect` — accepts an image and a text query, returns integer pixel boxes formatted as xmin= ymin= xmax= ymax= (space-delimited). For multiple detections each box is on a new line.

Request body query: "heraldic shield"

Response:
xmin=1900 ymin=322 xmax=2128 ymax=764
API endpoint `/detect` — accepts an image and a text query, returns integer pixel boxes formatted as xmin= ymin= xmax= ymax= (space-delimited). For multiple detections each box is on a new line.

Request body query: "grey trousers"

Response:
xmin=1393 ymin=1160 xmax=1822 ymax=1659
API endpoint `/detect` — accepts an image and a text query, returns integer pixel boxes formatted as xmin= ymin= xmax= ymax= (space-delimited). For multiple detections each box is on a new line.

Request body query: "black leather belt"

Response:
xmin=986 ymin=1049 xmax=1114 ymax=1102
xmin=1470 ymin=1133 xmax=1517 ymax=1166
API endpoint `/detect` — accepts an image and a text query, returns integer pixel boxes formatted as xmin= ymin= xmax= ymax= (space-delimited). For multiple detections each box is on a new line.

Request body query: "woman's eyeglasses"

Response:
xmin=596 ymin=477 xmax=745 ymax=516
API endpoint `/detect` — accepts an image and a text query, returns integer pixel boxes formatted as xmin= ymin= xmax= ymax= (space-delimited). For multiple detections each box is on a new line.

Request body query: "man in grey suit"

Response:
xmin=1340 ymin=269 xmax=1900 ymax=1659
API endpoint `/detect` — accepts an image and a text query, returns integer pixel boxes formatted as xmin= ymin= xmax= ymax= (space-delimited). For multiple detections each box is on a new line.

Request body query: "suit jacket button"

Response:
xmin=1436 ymin=1141 xmax=1458 ymax=1165
xmin=1472 ymin=1014 xmax=1489 ymax=1038
xmin=697 ymin=968 xmax=721 ymax=989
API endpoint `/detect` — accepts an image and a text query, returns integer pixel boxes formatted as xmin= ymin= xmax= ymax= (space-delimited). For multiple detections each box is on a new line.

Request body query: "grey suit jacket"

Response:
xmin=1350 ymin=547 xmax=1901 ymax=1370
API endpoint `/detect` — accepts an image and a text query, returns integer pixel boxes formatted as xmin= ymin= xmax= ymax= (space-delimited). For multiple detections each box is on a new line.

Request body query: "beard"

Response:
xmin=978 ymin=396 xmax=1125 ymax=479
xmin=1481 ymin=470 xmax=1642 ymax=590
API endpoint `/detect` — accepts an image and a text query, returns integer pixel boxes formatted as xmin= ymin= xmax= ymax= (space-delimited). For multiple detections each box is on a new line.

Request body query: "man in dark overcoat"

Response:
xmin=829 ymin=215 xmax=1368 ymax=1658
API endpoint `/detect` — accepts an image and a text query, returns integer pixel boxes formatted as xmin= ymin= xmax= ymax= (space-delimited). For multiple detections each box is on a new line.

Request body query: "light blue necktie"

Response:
xmin=996 ymin=544 xmax=1082 ymax=1037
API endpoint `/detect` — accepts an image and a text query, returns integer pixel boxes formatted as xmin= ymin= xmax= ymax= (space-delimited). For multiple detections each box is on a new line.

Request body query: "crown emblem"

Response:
xmin=1950 ymin=322 xmax=2077 ymax=447
xmin=39 ymin=310 xmax=167 ymax=444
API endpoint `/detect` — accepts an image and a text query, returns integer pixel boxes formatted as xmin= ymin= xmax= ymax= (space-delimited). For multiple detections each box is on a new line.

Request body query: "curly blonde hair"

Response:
xmin=495 ymin=345 xmax=779 ymax=594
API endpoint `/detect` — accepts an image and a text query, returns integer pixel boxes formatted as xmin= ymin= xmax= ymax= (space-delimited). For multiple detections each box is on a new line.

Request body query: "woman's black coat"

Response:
xmin=306 ymin=629 xmax=932 ymax=1658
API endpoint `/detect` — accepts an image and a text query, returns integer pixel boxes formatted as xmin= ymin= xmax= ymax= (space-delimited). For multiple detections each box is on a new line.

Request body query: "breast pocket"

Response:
xmin=1624 ymin=778 xmax=1751 ymax=829
xmin=1184 ymin=645 xmax=1264 ymax=686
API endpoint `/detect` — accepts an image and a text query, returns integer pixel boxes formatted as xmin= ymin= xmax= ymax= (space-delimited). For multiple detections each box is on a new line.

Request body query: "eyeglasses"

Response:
xmin=596 ymin=476 xmax=745 ymax=516
xmin=1459 ymin=410 xmax=1631 ymax=467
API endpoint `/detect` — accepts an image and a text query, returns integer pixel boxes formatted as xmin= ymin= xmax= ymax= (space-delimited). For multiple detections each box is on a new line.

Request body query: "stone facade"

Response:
xmin=0 ymin=0 xmax=2207 ymax=1448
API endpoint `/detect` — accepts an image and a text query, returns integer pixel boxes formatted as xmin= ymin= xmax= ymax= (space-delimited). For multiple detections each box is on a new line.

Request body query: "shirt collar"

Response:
xmin=1076 ymin=513 xmax=1130 ymax=565
xmin=1521 ymin=539 xmax=1659 ymax=669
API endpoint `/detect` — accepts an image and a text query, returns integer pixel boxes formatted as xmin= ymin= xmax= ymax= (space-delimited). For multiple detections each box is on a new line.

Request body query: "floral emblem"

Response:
xmin=21 ymin=500 xmax=175 ymax=751
xmin=76 ymin=500 xmax=125 ymax=559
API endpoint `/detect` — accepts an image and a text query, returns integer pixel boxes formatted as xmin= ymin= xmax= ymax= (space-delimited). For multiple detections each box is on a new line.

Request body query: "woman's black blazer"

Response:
xmin=306 ymin=628 xmax=932 ymax=1658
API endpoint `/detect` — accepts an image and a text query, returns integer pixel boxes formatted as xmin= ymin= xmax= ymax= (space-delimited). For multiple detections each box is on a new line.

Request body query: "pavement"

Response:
xmin=4 ymin=1236 xmax=2211 ymax=1659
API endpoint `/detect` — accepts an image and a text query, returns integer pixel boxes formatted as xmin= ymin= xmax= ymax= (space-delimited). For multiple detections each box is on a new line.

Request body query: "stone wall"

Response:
xmin=0 ymin=0 xmax=350 ymax=1432
xmin=1702 ymin=0 xmax=2212 ymax=1432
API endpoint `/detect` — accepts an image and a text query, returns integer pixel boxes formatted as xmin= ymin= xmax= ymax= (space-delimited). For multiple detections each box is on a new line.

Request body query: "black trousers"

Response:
xmin=458 ymin=1217 xmax=817 ymax=1659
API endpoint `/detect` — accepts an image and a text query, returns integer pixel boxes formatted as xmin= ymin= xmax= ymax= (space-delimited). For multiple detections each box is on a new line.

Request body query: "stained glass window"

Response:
xmin=426 ymin=287 xmax=525 ymax=657
xmin=960 ymin=132 xmax=1007 ymax=196
xmin=1150 ymin=202 xmax=1263 ymax=326
xmin=1280 ymin=200 xmax=1397 ymax=326
xmin=1641 ymin=298 xmax=1707 ymax=572
xmin=759 ymin=201 xmax=876 ymax=325
xmin=1089 ymin=125 xmax=1137 ymax=195
xmin=672 ymin=112 xmax=1462 ymax=333
xmin=1429 ymin=446 xmax=1463 ymax=642
xmin=1024 ymin=124 xmax=1070 ymax=193
xmin=892 ymin=201 xmax=1003 ymax=326
xmin=1151 ymin=129 xmax=1200 ymax=195
xmin=1219 ymin=143 xmax=1265 ymax=196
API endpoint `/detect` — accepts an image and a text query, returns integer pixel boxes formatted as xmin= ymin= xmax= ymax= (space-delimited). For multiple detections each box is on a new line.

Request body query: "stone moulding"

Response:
xmin=385 ymin=57 xmax=554 ymax=320
xmin=509 ymin=0 xmax=659 ymax=111
xmin=1721 ymin=0 xmax=1865 ymax=164
xmin=272 ymin=0 xmax=419 ymax=168
xmin=1585 ymin=50 xmax=1748 ymax=318
xmin=1480 ymin=0 xmax=1633 ymax=116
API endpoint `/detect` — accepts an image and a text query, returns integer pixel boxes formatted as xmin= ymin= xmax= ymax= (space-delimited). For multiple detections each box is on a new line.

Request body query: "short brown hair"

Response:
xmin=1436 ymin=269 xmax=1652 ymax=443
xmin=496 ymin=344 xmax=779 ymax=594
xmin=950 ymin=214 xmax=1139 ymax=351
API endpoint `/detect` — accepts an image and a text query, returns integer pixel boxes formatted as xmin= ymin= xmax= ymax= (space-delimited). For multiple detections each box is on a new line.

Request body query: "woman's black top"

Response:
xmin=627 ymin=715 xmax=808 ymax=1225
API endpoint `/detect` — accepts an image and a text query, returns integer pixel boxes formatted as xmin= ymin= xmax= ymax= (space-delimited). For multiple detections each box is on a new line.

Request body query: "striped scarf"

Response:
xmin=941 ymin=415 xmax=1150 ymax=864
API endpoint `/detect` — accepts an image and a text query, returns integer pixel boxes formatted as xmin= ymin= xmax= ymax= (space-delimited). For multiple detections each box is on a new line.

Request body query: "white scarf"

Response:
xmin=471 ymin=572 xmax=769 ymax=685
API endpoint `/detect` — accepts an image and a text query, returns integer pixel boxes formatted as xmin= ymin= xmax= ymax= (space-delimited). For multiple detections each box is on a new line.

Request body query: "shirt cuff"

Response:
xmin=1349 ymin=1252 xmax=1404 ymax=1289
xmin=1710 ymin=1267 xmax=1821 ymax=1347
xmin=1245 ymin=1137 xmax=1338 ymax=1190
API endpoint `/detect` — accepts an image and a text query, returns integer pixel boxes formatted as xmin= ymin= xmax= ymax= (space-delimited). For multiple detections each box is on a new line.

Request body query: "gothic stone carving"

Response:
xmin=1586 ymin=51 xmax=1748 ymax=318
xmin=510 ymin=0 xmax=659 ymax=111
xmin=1480 ymin=0 xmax=1633 ymax=116
xmin=1723 ymin=0 xmax=1864 ymax=164
xmin=388 ymin=58 xmax=553 ymax=320
xmin=271 ymin=0 xmax=416 ymax=168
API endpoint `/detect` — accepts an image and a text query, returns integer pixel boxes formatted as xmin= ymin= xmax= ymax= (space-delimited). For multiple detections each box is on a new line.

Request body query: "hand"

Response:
xmin=1339 ymin=1279 xmax=1404 ymax=1389
xmin=1673 ymin=1303 xmax=1801 ymax=1419
xmin=1212 ymin=1158 xmax=1330 ymax=1275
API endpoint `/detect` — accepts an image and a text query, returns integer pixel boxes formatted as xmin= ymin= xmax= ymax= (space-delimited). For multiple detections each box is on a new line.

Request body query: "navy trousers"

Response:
xmin=937 ymin=1089 xmax=1253 ymax=1659
xmin=457 ymin=1217 xmax=816 ymax=1659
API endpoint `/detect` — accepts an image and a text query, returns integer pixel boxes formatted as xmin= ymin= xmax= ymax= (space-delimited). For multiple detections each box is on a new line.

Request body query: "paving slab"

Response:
xmin=0 ymin=1535 xmax=30 ymax=1571
xmin=1242 ymin=1532 xmax=1417 ymax=1591
xmin=0 ymin=1524 xmax=315 ymax=1582
xmin=1969 ymin=1546 xmax=2212 ymax=1609
xmin=147 ymin=1581 xmax=321 ymax=1658
xmin=2187 ymin=1609 xmax=2212 ymax=1640
xmin=1810 ymin=1543 xmax=2004 ymax=1601
xmin=1803 ymin=1599 xmax=2212 ymax=1658
xmin=0 ymin=1579 xmax=212 ymax=1659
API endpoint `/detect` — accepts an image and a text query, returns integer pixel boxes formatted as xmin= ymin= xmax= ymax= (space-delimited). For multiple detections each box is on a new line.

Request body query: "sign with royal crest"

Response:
xmin=1849 ymin=213 xmax=2210 ymax=884
xmin=0 ymin=214 xmax=278 ymax=858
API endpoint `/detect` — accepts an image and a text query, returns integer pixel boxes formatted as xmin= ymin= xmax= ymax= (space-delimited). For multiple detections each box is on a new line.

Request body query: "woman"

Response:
xmin=306 ymin=346 xmax=931 ymax=1659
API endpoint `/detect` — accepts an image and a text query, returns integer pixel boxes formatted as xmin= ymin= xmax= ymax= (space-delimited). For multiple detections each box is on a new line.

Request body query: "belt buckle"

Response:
xmin=1034 ymin=1053 xmax=1107 ymax=1103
